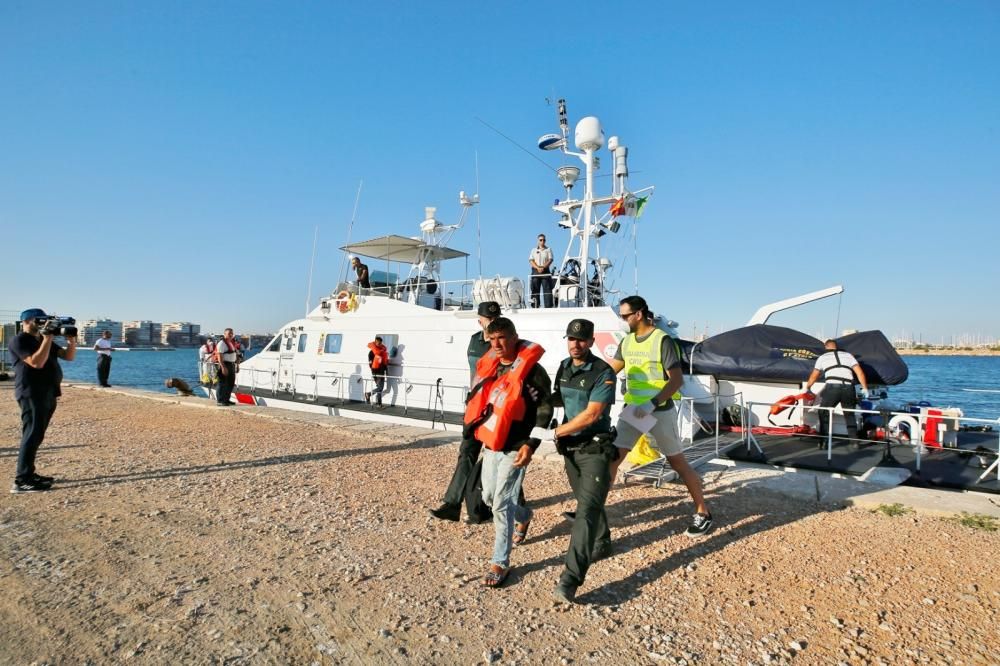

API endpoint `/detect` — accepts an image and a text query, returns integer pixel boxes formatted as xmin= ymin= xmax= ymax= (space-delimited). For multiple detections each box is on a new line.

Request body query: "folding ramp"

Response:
xmin=623 ymin=431 xmax=744 ymax=488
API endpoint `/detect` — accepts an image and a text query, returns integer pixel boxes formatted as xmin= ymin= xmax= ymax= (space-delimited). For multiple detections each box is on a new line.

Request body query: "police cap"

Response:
xmin=477 ymin=301 xmax=501 ymax=318
xmin=564 ymin=318 xmax=595 ymax=340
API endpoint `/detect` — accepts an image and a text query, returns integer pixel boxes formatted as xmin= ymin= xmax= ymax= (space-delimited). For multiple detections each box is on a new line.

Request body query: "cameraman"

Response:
xmin=8 ymin=308 xmax=77 ymax=493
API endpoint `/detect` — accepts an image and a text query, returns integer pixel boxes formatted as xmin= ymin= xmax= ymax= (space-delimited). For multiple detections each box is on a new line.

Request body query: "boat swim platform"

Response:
xmin=723 ymin=430 xmax=1000 ymax=495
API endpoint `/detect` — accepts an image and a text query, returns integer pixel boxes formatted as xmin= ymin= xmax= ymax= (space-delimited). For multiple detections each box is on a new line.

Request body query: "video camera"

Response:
xmin=36 ymin=316 xmax=78 ymax=337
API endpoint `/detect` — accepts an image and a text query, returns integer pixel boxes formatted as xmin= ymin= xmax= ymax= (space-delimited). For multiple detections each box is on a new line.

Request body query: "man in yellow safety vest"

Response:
xmin=607 ymin=295 xmax=714 ymax=537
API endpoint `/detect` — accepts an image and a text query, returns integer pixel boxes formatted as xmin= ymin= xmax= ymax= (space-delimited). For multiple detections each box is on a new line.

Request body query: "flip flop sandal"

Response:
xmin=482 ymin=566 xmax=509 ymax=588
xmin=512 ymin=510 xmax=534 ymax=547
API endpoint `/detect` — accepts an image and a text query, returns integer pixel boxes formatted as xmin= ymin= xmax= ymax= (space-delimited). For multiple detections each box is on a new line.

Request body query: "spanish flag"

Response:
xmin=609 ymin=197 xmax=626 ymax=217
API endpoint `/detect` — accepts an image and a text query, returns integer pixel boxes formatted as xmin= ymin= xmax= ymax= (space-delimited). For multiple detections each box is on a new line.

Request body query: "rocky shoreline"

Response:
xmin=1 ymin=386 xmax=997 ymax=664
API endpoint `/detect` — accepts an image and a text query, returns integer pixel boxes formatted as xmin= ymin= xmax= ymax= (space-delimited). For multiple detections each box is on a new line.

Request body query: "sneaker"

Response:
xmin=10 ymin=480 xmax=50 ymax=494
xmin=591 ymin=541 xmax=614 ymax=562
xmin=32 ymin=473 xmax=54 ymax=487
xmin=363 ymin=392 xmax=371 ymax=404
xmin=552 ymin=582 xmax=578 ymax=604
xmin=685 ymin=512 xmax=714 ymax=538
xmin=428 ymin=503 xmax=461 ymax=522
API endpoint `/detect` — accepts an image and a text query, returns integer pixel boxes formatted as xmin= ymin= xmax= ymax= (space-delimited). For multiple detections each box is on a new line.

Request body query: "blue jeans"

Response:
xmin=481 ymin=448 xmax=530 ymax=568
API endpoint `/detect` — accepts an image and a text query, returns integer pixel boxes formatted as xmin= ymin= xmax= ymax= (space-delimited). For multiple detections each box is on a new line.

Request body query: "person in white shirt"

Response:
xmin=199 ymin=337 xmax=218 ymax=385
xmin=804 ymin=339 xmax=870 ymax=442
xmin=93 ymin=330 xmax=114 ymax=387
xmin=213 ymin=329 xmax=240 ymax=405
xmin=528 ymin=234 xmax=554 ymax=308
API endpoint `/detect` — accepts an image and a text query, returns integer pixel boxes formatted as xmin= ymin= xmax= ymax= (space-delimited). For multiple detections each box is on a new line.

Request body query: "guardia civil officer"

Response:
xmin=428 ymin=301 xmax=501 ymax=523
xmin=532 ymin=318 xmax=618 ymax=603
xmin=609 ymin=295 xmax=714 ymax=537
xmin=8 ymin=308 xmax=77 ymax=493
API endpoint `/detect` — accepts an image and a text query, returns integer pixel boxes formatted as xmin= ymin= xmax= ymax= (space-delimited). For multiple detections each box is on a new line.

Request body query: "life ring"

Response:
xmin=335 ymin=290 xmax=351 ymax=313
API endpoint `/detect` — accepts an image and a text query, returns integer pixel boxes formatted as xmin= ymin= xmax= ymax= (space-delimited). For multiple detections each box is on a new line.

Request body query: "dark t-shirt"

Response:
xmin=9 ymin=333 xmax=64 ymax=401
xmin=355 ymin=263 xmax=371 ymax=289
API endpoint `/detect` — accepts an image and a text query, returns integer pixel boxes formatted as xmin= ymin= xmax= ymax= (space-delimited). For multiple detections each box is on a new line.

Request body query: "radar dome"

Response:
xmin=574 ymin=117 xmax=604 ymax=151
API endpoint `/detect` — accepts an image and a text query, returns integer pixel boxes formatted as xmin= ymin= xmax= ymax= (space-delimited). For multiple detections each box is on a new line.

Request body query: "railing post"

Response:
xmin=826 ymin=407 xmax=834 ymax=461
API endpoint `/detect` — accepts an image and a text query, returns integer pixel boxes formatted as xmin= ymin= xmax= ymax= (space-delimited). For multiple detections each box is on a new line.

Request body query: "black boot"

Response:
xmin=428 ymin=503 xmax=461 ymax=522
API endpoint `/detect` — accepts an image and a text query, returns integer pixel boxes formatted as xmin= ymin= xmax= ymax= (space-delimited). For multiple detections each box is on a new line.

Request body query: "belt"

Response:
xmin=559 ymin=429 xmax=616 ymax=455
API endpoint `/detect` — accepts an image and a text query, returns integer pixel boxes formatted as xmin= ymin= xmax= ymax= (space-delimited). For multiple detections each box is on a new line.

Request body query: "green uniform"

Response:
xmin=551 ymin=351 xmax=617 ymax=589
xmin=466 ymin=330 xmax=491 ymax=381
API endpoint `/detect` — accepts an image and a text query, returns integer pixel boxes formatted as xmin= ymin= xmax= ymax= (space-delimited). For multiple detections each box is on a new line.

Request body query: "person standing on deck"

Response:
xmin=93 ymin=329 xmax=114 ymax=387
xmin=528 ymin=234 xmax=553 ymax=308
xmin=464 ymin=317 xmax=552 ymax=588
xmin=428 ymin=301 xmax=501 ymax=524
xmin=351 ymin=256 xmax=371 ymax=291
xmin=608 ymin=295 xmax=715 ymax=538
xmin=365 ymin=336 xmax=389 ymax=408
xmin=804 ymin=339 xmax=869 ymax=442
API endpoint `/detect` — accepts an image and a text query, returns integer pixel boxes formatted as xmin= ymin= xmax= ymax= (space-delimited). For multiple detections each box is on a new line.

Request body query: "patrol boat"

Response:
xmin=208 ymin=100 xmax=662 ymax=430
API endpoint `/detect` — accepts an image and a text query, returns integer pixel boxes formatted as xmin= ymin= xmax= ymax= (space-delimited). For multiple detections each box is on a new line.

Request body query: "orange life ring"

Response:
xmin=335 ymin=290 xmax=351 ymax=313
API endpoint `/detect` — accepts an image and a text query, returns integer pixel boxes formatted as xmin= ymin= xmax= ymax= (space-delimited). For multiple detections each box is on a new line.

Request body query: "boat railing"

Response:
xmin=676 ymin=390 xmax=745 ymax=456
xmin=337 ymin=275 xmax=530 ymax=311
xmin=356 ymin=374 xmax=467 ymax=423
xmin=245 ymin=367 xmax=277 ymax=394
xmin=742 ymin=400 xmax=1000 ymax=483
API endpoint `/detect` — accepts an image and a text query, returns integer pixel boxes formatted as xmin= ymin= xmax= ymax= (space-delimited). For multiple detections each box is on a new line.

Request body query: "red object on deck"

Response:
xmin=234 ymin=393 xmax=255 ymax=405
xmin=923 ymin=409 xmax=942 ymax=447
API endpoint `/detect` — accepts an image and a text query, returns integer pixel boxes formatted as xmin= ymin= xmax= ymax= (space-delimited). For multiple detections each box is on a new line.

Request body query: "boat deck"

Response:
xmin=233 ymin=384 xmax=464 ymax=426
xmin=724 ymin=429 xmax=1000 ymax=495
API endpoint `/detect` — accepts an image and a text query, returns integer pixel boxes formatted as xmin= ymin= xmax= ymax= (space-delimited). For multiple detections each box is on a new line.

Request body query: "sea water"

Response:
xmin=57 ymin=351 xmax=1000 ymax=421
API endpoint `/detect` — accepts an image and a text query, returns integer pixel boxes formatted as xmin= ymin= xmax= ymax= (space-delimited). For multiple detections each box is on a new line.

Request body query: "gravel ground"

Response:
xmin=1 ymin=386 xmax=997 ymax=665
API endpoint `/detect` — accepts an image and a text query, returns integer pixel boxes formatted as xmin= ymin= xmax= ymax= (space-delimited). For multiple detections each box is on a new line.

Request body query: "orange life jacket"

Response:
xmin=464 ymin=340 xmax=544 ymax=451
xmin=367 ymin=342 xmax=388 ymax=370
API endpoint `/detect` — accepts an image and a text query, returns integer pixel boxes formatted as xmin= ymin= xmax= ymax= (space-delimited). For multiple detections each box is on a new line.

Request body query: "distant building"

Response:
xmin=124 ymin=320 xmax=163 ymax=347
xmin=78 ymin=319 xmax=123 ymax=346
xmin=162 ymin=322 xmax=201 ymax=347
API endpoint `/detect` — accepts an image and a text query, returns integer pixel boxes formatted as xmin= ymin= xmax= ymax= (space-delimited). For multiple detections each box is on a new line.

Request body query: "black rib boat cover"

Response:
xmin=686 ymin=325 xmax=908 ymax=385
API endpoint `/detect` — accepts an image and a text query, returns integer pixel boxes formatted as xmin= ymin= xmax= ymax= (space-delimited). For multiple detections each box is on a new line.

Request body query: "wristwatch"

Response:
xmin=650 ymin=397 xmax=663 ymax=409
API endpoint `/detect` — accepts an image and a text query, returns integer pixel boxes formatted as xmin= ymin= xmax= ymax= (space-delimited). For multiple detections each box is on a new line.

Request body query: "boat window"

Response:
xmin=266 ymin=335 xmax=281 ymax=352
xmin=284 ymin=334 xmax=295 ymax=351
xmin=324 ymin=334 xmax=343 ymax=354
xmin=377 ymin=333 xmax=399 ymax=358
xmin=297 ymin=334 xmax=309 ymax=353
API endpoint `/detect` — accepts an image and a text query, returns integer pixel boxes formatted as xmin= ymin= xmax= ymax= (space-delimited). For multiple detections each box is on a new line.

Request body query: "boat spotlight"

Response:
xmin=603 ymin=219 xmax=621 ymax=233
xmin=556 ymin=165 xmax=580 ymax=189
xmin=557 ymin=214 xmax=572 ymax=229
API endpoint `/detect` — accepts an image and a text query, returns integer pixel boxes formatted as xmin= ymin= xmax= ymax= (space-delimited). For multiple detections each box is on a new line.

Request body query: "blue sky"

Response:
xmin=3 ymin=2 xmax=998 ymax=341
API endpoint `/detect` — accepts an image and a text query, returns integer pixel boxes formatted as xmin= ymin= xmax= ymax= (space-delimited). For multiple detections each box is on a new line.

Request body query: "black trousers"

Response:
xmin=217 ymin=362 xmax=237 ymax=404
xmin=561 ymin=445 xmax=615 ymax=588
xmin=442 ymin=438 xmax=491 ymax=519
xmin=819 ymin=384 xmax=858 ymax=440
xmin=530 ymin=273 xmax=553 ymax=308
xmin=16 ymin=394 xmax=57 ymax=482
xmin=97 ymin=355 xmax=112 ymax=386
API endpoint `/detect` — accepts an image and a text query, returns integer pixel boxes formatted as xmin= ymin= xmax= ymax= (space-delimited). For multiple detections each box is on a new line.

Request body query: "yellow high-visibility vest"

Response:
xmin=622 ymin=328 xmax=681 ymax=404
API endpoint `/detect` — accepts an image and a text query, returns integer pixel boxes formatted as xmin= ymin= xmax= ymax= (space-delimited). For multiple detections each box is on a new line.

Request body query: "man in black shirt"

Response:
xmin=8 ymin=308 xmax=77 ymax=493
xmin=429 ymin=301 xmax=501 ymax=523
xmin=351 ymin=257 xmax=371 ymax=290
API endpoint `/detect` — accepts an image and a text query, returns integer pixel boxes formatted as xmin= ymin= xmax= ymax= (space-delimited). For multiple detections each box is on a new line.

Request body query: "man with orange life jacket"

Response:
xmin=609 ymin=295 xmax=715 ymax=538
xmin=366 ymin=336 xmax=389 ymax=409
xmin=465 ymin=317 xmax=552 ymax=588
xmin=429 ymin=300 xmax=503 ymax=524
xmin=805 ymin=339 xmax=869 ymax=442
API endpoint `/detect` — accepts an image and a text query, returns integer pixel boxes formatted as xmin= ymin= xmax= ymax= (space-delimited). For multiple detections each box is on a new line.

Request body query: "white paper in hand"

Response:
xmin=620 ymin=404 xmax=657 ymax=434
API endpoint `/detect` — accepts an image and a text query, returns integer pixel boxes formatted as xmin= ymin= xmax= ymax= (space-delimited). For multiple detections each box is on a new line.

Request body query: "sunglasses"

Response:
xmin=619 ymin=311 xmax=638 ymax=320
